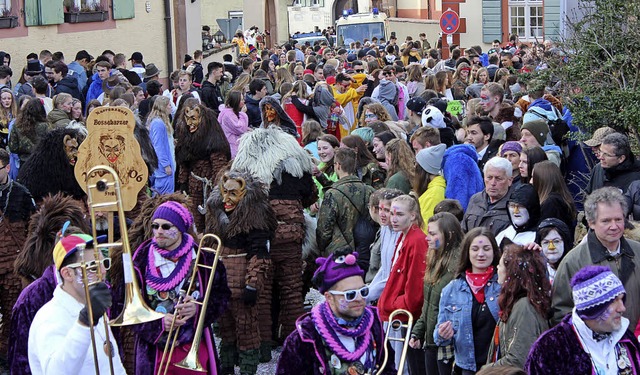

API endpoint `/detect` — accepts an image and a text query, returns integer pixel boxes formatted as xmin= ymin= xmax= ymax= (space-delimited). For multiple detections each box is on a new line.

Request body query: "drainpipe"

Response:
xmin=164 ymin=0 xmax=174 ymax=73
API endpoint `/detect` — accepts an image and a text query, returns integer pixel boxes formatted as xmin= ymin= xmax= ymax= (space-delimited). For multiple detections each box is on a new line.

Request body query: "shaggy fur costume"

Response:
xmin=174 ymin=99 xmax=231 ymax=232
xmin=259 ymin=96 xmax=299 ymax=138
xmin=232 ymin=127 xmax=314 ymax=186
xmin=17 ymin=127 xmax=86 ymax=203
xmin=14 ymin=193 xmax=90 ymax=286
xmin=232 ymin=127 xmax=316 ymax=357
xmin=206 ymin=171 xmax=278 ymax=373
xmin=109 ymin=192 xmax=190 ymax=375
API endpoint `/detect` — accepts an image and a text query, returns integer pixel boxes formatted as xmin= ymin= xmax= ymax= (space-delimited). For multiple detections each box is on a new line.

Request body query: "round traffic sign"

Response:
xmin=440 ymin=9 xmax=460 ymax=35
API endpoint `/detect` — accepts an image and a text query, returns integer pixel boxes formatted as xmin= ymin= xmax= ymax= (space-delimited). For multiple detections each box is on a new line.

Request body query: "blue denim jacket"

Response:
xmin=433 ymin=273 xmax=501 ymax=371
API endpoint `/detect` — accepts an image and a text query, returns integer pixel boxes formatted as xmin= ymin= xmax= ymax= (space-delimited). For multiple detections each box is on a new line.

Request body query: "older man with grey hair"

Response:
xmin=551 ymin=187 xmax=640 ymax=329
xmin=585 ymin=132 xmax=640 ymax=196
xmin=462 ymin=156 xmax=513 ymax=234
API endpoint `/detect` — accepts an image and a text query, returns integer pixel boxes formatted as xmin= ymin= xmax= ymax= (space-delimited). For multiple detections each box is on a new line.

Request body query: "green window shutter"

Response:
xmin=482 ymin=0 xmax=502 ymax=43
xmin=24 ymin=0 xmax=40 ymax=26
xmin=39 ymin=0 xmax=63 ymax=25
xmin=113 ymin=0 xmax=135 ymax=20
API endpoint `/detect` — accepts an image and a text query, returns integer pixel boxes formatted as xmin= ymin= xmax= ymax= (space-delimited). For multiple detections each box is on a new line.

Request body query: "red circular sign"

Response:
xmin=440 ymin=9 xmax=460 ymax=35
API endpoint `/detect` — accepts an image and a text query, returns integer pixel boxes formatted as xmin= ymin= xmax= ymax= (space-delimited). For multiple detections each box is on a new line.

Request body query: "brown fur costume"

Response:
xmin=231 ymin=127 xmax=316 ymax=358
xmin=14 ymin=193 xmax=90 ymax=287
xmin=174 ymin=98 xmax=231 ymax=232
xmin=495 ymin=104 xmax=521 ymax=141
xmin=206 ymin=171 xmax=277 ymax=373
xmin=108 ymin=192 xmax=190 ymax=375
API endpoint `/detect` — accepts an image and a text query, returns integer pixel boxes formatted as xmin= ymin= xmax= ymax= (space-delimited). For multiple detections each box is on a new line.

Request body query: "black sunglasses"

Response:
xmin=355 ymin=69 xmax=364 ymax=73
xmin=151 ymin=222 xmax=174 ymax=231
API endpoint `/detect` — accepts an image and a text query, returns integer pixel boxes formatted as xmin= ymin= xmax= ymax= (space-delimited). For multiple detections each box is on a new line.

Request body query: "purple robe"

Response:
xmin=276 ymin=306 xmax=396 ymax=375
xmin=525 ymin=314 xmax=640 ymax=374
xmin=112 ymin=238 xmax=230 ymax=375
xmin=8 ymin=265 xmax=57 ymax=375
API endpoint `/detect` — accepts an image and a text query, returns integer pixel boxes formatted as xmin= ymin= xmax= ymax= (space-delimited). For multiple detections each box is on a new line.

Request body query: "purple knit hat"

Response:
xmin=152 ymin=201 xmax=194 ymax=233
xmin=500 ymin=141 xmax=523 ymax=156
xmin=313 ymin=251 xmax=365 ymax=293
xmin=571 ymin=265 xmax=625 ymax=320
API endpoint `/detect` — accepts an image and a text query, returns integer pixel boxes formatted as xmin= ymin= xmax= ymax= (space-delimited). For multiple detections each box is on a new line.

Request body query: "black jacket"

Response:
xmin=199 ymin=80 xmax=223 ymax=115
xmin=244 ymin=94 xmax=262 ymax=128
xmin=586 ymin=158 xmax=640 ymax=196
xmin=479 ymin=139 xmax=505 ymax=172
xmin=117 ymin=68 xmax=142 ymax=86
xmin=54 ymin=76 xmax=84 ymax=103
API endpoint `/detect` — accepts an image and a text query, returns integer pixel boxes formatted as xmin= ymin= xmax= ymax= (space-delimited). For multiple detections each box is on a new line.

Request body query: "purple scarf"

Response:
xmin=145 ymin=234 xmax=195 ymax=291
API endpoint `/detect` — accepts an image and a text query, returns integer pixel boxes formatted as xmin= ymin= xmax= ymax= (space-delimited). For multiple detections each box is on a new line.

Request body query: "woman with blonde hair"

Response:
xmin=47 ymin=93 xmax=73 ymax=128
xmin=0 ymin=88 xmax=17 ymax=148
xmin=146 ymin=95 xmax=175 ymax=195
xmin=231 ymin=73 xmax=252 ymax=95
xmin=378 ymin=194 xmax=428 ymax=373
xmin=360 ymin=102 xmax=391 ymax=127
xmin=466 ymin=67 xmax=489 ymax=98
xmin=274 ymin=66 xmax=294 ymax=94
xmin=385 ymin=138 xmax=415 ymax=193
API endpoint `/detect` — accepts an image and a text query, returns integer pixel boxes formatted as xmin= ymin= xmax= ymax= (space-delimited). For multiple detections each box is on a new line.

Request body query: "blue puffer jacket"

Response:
xmin=434 ymin=273 xmax=501 ymax=371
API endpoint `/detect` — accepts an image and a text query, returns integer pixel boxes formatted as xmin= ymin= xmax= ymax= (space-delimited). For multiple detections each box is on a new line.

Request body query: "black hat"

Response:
xmin=143 ymin=63 xmax=161 ymax=79
xmin=184 ymin=54 xmax=193 ymax=64
xmin=406 ymin=97 xmax=427 ymax=115
xmin=26 ymin=59 xmax=42 ymax=75
xmin=74 ymin=50 xmax=93 ymax=62
xmin=128 ymin=52 xmax=143 ymax=61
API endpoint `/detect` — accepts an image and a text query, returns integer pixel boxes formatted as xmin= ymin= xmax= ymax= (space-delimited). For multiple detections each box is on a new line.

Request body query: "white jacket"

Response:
xmin=28 ymin=286 xmax=127 ymax=375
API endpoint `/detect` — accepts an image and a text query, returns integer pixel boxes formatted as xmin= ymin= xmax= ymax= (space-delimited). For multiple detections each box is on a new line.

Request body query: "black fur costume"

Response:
xmin=17 ymin=127 xmax=86 ymax=203
xmin=231 ymin=127 xmax=316 ymax=360
xmin=0 ymin=170 xmax=34 ymax=358
xmin=174 ymin=98 xmax=231 ymax=232
xmin=206 ymin=171 xmax=277 ymax=374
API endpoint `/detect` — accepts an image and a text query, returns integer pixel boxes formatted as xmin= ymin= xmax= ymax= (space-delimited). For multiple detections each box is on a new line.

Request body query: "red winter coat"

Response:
xmin=378 ymin=224 xmax=427 ymax=322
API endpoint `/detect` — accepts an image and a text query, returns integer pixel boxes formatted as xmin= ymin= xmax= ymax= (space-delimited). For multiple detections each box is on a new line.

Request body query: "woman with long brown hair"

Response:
xmin=451 ymin=62 xmax=471 ymax=100
xmin=485 ymin=243 xmax=551 ymax=369
xmin=8 ymin=98 xmax=49 ymax=165
xmin=384 ymin=138 xmax=415 ymax=193
xmin=410 ymin=212 xmax=464 ymax=375
xmin=531 ymin=160 xmax=576 ymax=232
xmin=341 ymin=135 xmax=385 ymax=189
xmin=435 ymin=227 xmax=501 ymax=374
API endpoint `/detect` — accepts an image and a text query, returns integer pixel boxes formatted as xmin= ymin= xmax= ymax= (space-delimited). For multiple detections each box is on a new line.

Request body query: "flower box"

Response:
xmin=0 ymin=16 xmax=18 ymax=29
xmin=64 ymin=10 xmax=108 ymax=23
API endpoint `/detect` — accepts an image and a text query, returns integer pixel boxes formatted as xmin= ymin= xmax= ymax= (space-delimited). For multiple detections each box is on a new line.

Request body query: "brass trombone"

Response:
xmin=157 ymin=233 xmax=223 ymax=375
xmin=84 ymin=165 xmax=164 ymax=326
xmin=76 ymin=242 xmax=115 ymax=375
xmin=377 ymin=309 xmax=414 ymax=375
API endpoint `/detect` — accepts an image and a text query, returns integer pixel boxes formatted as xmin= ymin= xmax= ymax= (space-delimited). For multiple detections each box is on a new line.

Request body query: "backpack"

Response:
xmin=332 ymin=187 xmax=376 ymax=270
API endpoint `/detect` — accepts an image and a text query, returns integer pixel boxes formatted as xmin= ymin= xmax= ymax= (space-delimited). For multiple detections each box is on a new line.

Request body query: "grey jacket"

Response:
xmin=551 ymin=230 xmax=640 ymax=330
xmin=462 ymin=188 xmax=513 ymax=235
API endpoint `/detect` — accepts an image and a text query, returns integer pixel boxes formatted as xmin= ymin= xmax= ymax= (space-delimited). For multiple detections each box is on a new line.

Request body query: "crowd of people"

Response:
xmin=1 ymin=26 xmax=640 ymax=375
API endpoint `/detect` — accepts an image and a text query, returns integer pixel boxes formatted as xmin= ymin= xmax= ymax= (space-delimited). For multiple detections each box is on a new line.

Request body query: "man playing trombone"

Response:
xmin=27 ymin=233 xmax=126 ymax=375
xmin=125 ymin=201 xmax=229 ymax=374
xmin=276 ymin=249 xmax=396 ymax=375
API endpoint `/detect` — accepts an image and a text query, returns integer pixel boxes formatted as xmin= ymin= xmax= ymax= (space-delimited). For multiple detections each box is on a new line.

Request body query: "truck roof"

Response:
xmin=335 ymin=12 xmax=387 ymax=26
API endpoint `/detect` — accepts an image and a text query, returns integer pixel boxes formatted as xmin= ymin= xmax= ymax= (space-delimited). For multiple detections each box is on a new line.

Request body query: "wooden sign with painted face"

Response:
xmin=75 ymin=106 xmax=146 ymax=211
